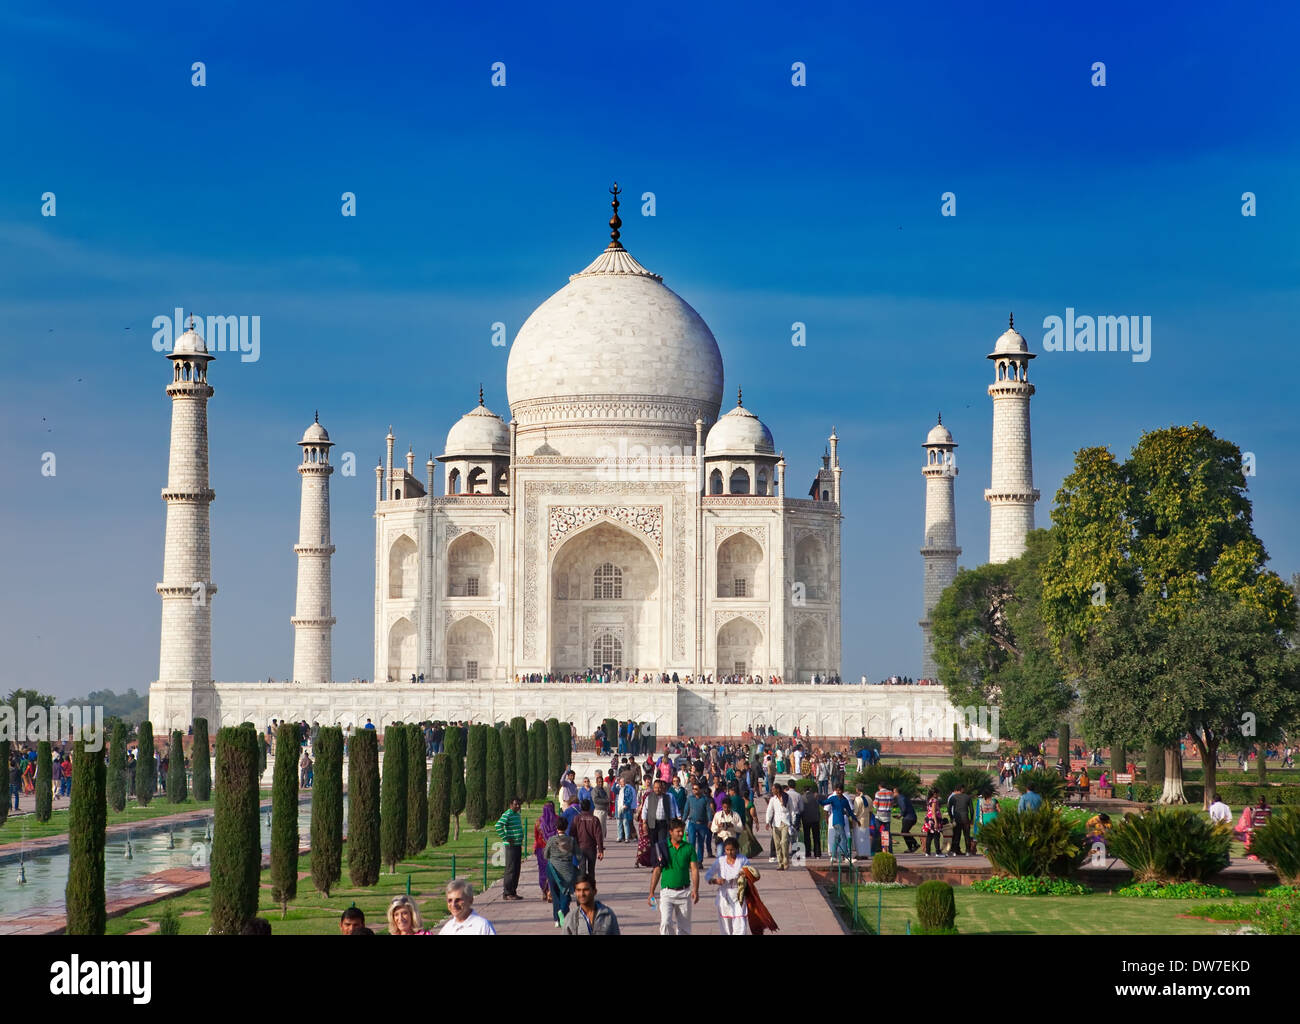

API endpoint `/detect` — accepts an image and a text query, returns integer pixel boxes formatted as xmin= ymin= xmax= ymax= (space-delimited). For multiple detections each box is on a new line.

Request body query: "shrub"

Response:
xmin=380 ymin=723 xmax=408 ymax=873
xmin=969 ymin=876 xmax=1092 ymax=896
xmin=136 ymin=722 xmax=156 ymax=805
xmin=977 ymin=806 xmax=1080 ymax=878
xmin=1014 ymin=768 xmax=1066 ymax=805
xmin=853 ymin=764 xmax=922 ymax=800
xmin=932 ymin=767 xmax=995 ymax=800
xmin=465 ymin=725 xmax=487 ymax=829
xmin=791 ymin=777 xmax=820 ymax=795
xmin=35 ymin=741 xmax=52 ymax=821
xmin=406 ymin=723 xmax=428 ymax=857
xmin=168 ymin=730 xmax=187 ymax=803
xmin=854 ymin=737 xmax=882 ymax=755
xmin=1116 ymin=880 xmax=1234 ymax=899
xmin=347 ymin=728 xmax=380 ymax=887
xmin=1107 ymin=807 xmax=1231 ymax=883
xmin=64 ymin=736 xmax=107 ymax=934
xmin=310 ymin=727 xmax=343 ymax=896
xmin=191 ymin=718 xmax=211 ymax=802
xmin=107 ymin=723 xmax=127 ymax=813
xmin=511 ymin=717 xmax=529 ymax=802
xmin=270 ymin=722 xmax=299 ymax=914
xmin=871 ymin=851 xmax=897 ymax=882
xmin=916 ymin=880 xmax=957 ymax=932
xmin=429 ymin=753 xmax=451 ymax=847
xmin=1246 ymin=807 xmax=1300 ymax=884
xmin=445 ymin=724 xmax=466 ymax=838
xmin=211 ymin=726 xmax=261 ymax=933
xmin=157 ymin=904 xmax=181 ymax=936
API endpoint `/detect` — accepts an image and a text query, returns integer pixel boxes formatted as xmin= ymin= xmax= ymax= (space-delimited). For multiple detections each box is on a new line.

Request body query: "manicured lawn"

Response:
xmin=105 ymin=802 xmax=551 ymax=935
xmin=1 ymin=790 xmax=273 ymax=846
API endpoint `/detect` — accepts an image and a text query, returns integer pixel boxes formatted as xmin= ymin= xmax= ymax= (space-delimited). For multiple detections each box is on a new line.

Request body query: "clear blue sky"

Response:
xmin=1 ymin=2 xmax=1297 ymax=699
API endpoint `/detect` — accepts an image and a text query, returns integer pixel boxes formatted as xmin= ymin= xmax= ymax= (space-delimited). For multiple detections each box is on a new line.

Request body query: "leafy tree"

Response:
xmin=465 ymin=725 xmax=487 ymax=829
xmin=64 ymin=735 xmax=107 ymax=934
xmin=35 ymin=741 xmax=52 ymax=821
xmin=406 ymin=723 xmax=428 ymax=856
xmin=136 ymin=721 xmax=155 ymax=806
xmin=380 ymin=723 xmax=408 ymax=873
xmin=931 ymin=531 xmax=1073 ymax=748
xmin=510 ymin=716 xmax=528 ymax=802
xmin=270 ymin=722 xmax=299 ymax=915
xmin=429 ymin=753 xmax=451 ymax=847
xmin=65 ymin=688 xmax=149 ymax=725
xmin=1 ymin=689 xmax=56 ymax=714
xmin=445 ymin=723 xmax=466 ymax=839
xmin=107 ymin=722 xmax=128 ymax=813
xmin=546 ymin=718 xmax=564 ymax=797
xmin=211 ymin=726 xmax=261 ymax=933
xmin=310 ymin=727 xmax=343 ymax=896
xmin=348 ymin=728 xmax=380 ymax=886
xmin=167 ymin=730 xmax=187 ymax=803
xmin=486 ymin=724 xmax=505 ymax=822
xmin=192 ymin=718 xmax=211 ymax=801
xmin=529 ymin=720 xmax=547 ymax=801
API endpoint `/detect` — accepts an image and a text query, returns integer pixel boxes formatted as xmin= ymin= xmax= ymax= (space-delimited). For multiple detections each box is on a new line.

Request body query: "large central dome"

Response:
xmin=506 ymin=226 xmax=724 ymax=456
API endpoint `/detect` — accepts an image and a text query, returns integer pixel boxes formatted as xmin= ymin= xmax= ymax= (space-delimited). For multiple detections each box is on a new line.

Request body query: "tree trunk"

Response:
xmin=1158 ymin=748 xmax=1187 ymax=804
xmin=454 ymin=812 xmax=461 ymax=841
xmin=1111 ymin=742 xmax=1126 ymax=782
xmin=1197 ymin=738 xmax=1218 ymax=810
xmin=1257 ymin=744 xmax=1268 ymax=784
xmin=1145 ymin=742 xmax=1164 ymax=786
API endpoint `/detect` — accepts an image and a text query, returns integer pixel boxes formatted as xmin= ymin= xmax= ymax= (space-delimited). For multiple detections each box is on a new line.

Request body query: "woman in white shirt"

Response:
xmin=704 ymin=836 xmax=753 ymax=934
xmin=764 ymin=784 xmax=793 ymax=869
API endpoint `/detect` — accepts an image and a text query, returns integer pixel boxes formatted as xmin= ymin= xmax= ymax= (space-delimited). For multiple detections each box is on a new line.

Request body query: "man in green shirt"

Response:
xmin=494 ymin=797 xmax=525 ymax=900
xmin=647 ymin=818 xmax=699 ymax=934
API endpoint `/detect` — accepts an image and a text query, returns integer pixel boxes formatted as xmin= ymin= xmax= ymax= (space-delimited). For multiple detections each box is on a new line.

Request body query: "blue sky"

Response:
xmin=1 ymin=2 xmax=1297 ymax=699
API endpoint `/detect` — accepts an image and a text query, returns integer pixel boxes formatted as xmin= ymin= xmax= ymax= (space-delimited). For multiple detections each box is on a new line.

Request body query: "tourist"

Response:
xmin=1017 ymin=781 xmax=1043 ymax=813
xmin=922 ymin=788 xmax=945 ymax=857
xmin=494 ymin=796 xmax=525 ymax=900
xmin=562 ymin=875 xmax=621 ymax=935
xmin=439 ymin=879 xmax=496 ymax=935
xmin=799 ymin=781 xmax=824 ymax=858
xmin=544 ymin=816 xmax=580 ymax=926
xmin=533 ymin=801 xmax=560 ymax=901
xmin=684 ymin=779 xmax=715 ymax=861
xmin=872 ymin=782 xmax=896 ymax=854
xmin=559 ymin=769 xmax=579 ymax=809
xmin=973 ymin=790 xmax=999 ymax=853
xmin=816 ymin=756 xmax=830 ymax=798
xmin=616 ymin=774 xmax=638 ymax=842
xmin=640 ymin=777 xmax=679 ymax=860
xmin=711 ymin=795 xmax=744 ymax=853
xmin=821 ymin=783 xmax=856 ymax=864
xmin=591 ymin=774 xmax=611 ymax=836
xmin=1076 ymin=769 xmax=1090 ymax=803
xmin=947 ymin=784 xmax=973 ymax=856
xmin=1208 ymin=793 xmax=1232 ymax=825
xmin=339 ymin=907 xmax=367 ymax=934
xmin=894 ymin=786 xmax=919 ymax=853
xmin=765 ymin=784 xmax=793 ymax=869
xmin=571 ymin=798 xmax=605 ymax=880
xmin=704 ymin=835 xmax=753 ymax=934
xmin=9 ymin=756 xmax=20 ymax=811
xmin=647 ymin=818 xmax=700 ymax=934
xmin=386 ymin=894 xmax=429 ymax=935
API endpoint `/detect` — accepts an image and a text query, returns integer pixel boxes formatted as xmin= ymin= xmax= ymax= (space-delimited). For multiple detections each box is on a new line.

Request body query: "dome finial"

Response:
xmin=737 ymin=386 xmax=743 ymax=408
xmin=314 ymin=409 xmax=319 ymax=424
xmin=607 ymin=182 xmax=624 ymax=250
xmin=937 ymin=411 xmax=942 ymax=425
xmin=1009 ymin=311 xmax=1014 ymax=329
xmin=478 ymin=383 xmax=484 ymax=406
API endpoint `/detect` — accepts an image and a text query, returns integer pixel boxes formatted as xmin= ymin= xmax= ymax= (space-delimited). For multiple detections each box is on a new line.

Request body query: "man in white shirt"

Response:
xmin=764 ymin=784 xmax=794 ymax=869
xmin=439 ymin=879 xmax=496 ymax=935
xmin=1208 ymin=793 xmax=1232 ymax=825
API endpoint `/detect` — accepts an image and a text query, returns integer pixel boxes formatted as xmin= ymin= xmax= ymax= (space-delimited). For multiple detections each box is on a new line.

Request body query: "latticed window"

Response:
xmin=734 ymin=578 xmax=747 ymax=597
xmin=593 ymin=562 xmax=622 ymax=599
xmin=466 ymin=576 xmax=479 ymax=597
xmin=593 ymin=633 xmax=623 ymax=669
xmin=466 ymin=660 xmax=478 ymax=680
xmin=734 ymin=662 xmax=746 ymax=676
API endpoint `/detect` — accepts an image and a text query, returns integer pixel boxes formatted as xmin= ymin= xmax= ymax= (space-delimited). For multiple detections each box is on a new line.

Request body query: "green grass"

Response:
xmin=105 ymin=801 xmax=550 ymax=935
xmin=1 ymin=789 xmax=272 ymax=845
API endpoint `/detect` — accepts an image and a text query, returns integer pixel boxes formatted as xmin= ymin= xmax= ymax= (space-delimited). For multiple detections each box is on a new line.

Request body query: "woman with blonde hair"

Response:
xmin=386 ymin=894 xmax=429 ymax=935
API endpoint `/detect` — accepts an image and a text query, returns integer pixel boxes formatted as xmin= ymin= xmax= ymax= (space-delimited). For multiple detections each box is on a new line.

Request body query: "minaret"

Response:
xmin=157 ymin=318 xmax=216 ymax=691
xmin=292 ymin=413 xmax=336 ymax=685
xmin=984 ymin=314 xmax=1040 ymax=563
xmin=920 ymin=414 xmax=960 ymax=680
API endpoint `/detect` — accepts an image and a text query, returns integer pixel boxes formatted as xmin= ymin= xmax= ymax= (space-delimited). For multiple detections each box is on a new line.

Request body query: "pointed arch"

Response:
xmin=388 ymin=535 xmax=418 ymax=598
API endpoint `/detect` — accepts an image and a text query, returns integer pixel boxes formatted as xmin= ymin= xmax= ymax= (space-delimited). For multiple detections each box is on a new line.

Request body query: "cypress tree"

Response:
xmin=64 ymin=734 xmax=107 ymax=934
xmin=192 ymin=718 xmax=211 ymax=801
xmin=530 ymin=720 xmax=547 ymax=801
xmin=446 ymin=724 xmax=466 ymax=840
xmin=35 ymin=741 xmax=52 ymax=822
xmin=211 ymin=726 xmax=261 ymax=934
xmin=348 ymin=727 xmax=380 ymax=886
xmin=603 ymin=717 xmax=618 ymax=756
xmin=465 ymin=725 xmax=487 ymax=829
xmin=546 ymin=719 xmax=564 ymax=797
xmin=310 ymin=726 xmax=343 ymax=896
xmin=486 ymin=724 xmax=505 ymax=822
xmin=0 ymin=740 xmax=9 ymax=828
xmin=380 ymin=723 xmax=408 ymax=873
xmin=270 ymin=722 xmax=299 ymax=916
xmin=107 ymin=722 xmax=127 ymax=813
xmin=560 ymin=721 xmax=573 ymax=767
xmin=167 ymin=730 xmax=188 ymax=803
xmin=406 ymin=723 xmax=428 ymax=856
xmin=510 ymin=717 xmax=528 ymax=802
xmin=500 ymin=722 xmax=517 ymax=805
xmin=1058 ymin=723 xmax=1071 ymax=765
xmin=429 ymin=753 xmax=451 ymax=847
xmin=258 ymin=732 xmax=268 ymax=776
xmin=137 ymin=721 xmax=156 ymax=806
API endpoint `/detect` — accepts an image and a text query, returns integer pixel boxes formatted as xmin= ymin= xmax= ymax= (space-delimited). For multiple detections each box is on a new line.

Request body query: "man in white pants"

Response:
xmin=647 ymin=818 xmax=700 ymax=934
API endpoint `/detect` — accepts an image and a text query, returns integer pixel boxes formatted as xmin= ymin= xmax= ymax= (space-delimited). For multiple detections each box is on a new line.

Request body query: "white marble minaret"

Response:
xmin=920 ymin=415 xmax=960 ymax=680
xmin=292 ymin=413 xmax=336 ymax=685
xmin=984 ymin=315 xmax=1040 ymax=563
xmin=157 ymin=320 xmax=216 ymax=688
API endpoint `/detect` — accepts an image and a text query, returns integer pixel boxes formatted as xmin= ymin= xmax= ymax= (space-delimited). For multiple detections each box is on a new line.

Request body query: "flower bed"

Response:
xmin=970 ymin=876 xmax=1092 ymax=896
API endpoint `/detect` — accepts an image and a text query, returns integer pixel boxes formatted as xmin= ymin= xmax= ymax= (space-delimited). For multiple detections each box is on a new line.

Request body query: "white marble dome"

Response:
xmin=990 ymin=325 xmax=1031 ymax=357
xmin=924 ymin=421 xmax=954 ymax=446
xmin=705 ymin=399 xmax=775 ymax=456
xmin=301 ymin=420 xmax=330 ymax=444
xmin=171 ymin=327 xmax=209 ymax=358
xmin=444 ymin=402 xmax=509 ymax=456
xmin=506 ymin=243 xmax=724 ymax=453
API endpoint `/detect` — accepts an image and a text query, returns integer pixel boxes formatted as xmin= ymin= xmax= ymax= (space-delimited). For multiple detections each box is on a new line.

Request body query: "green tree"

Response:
xmin=429 ymin=752 xmax=451 ymax=847
xmin=603 ymin=718 xmax=618 ymax=756
xmin=35 ymin=741 xmax=52 ymax=821
xmin=310 ymin=726 xmax=343 ymax=896
xmin=258 ymin=732 xmax=268 ymax=776
xmin=380 ymin=723 xmax=408 ymax=873
xmin=560 ymin=721 xmax=573 ymax=765
xmin=511 ymin=716 xmax=529 ymax=802
xmin=1058 ymin=723 xmax=1071 ymax=765
xmin=107 ymin=721 xmax=127 ymax=813
xmin=465 ymin=725 xmax=487 ymax=829
xmin=529 ymin=720 xmax=547 ymax=801
xmin=406 ymin=723 xmax=428 ymax=856
xmin=486 ymin=724 xmax=505 ymax=822
xmin=211 ymin=726 xmax=261 ymax=934
xmin=951 ymin=723 xmax=962 ymax=768
xmin=64 ymin=734 xmax=107 ymax=934
xmin=445 ymin=724 xmax=466 ymax=839
xmin=192 ymin=718 xmax=211 ymax=801
xmin=136 ymin=721 xmax=155 ymax=806
xmin=348 ymin=728 xmax=381 ymax=886
xmin=546 ymin=718 xmax=564 ymax=797
xmin=167 ymin=730 xmax=187 ymax=803
xmin=270 ymin=722 xmax=299 ymax=915
xmin=931 ymin=531 xmax=1073 ymax=748
xmin=499 ymin=722 xmax=517 ymax=807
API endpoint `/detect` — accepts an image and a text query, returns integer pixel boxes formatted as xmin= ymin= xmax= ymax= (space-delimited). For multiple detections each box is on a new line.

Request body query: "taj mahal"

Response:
xmin=147 ymin=187 xmax=1038 ymax=738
